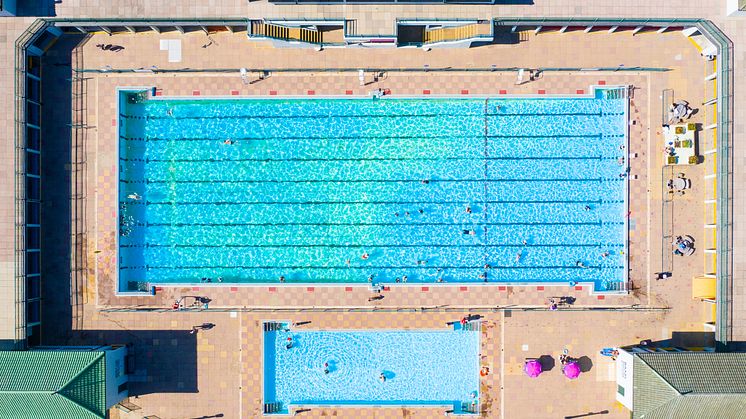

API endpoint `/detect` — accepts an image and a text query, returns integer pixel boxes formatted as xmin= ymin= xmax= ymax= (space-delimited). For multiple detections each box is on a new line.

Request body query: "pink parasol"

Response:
xmin=563 ymin=361 xmax=581 ymax=379
xmin=524 ymin=359 xmax=543 ymax=378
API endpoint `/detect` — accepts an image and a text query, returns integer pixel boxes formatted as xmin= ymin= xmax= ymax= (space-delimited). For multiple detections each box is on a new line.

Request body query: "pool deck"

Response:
xmin=31 ymin=27 xmax=713 ymax=419
xmin=0 ymin=3 xmax=740 ymax=418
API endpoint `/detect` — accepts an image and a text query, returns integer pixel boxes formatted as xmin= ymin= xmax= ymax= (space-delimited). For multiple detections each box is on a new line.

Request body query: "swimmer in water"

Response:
xmin=379 ymin=373 xmax=386 ymax=383
xmin=362 ymin=252 xmax=370 ymax=260
xmin=466 ymin=206 xmax=472 ymax=214
xmin=224 ymin=138 xmax=234 ymax=145
xmin=324 ymin=362 xmax=330 ymax=374
xmin=515 ymin=251 xmax=522 ymax=263
xmin=166 ymin=108 xmax=174 ymax=116
xmin=127 ymin=192 xmax=142 ymax=201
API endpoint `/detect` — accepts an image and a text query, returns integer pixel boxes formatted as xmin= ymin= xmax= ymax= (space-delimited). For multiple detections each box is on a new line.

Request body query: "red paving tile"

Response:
xmin=307 ymin=287 xmax=315 ymax=292
xmin=421 ymin=287 xmax=429 ymax=292
xmin=576 ymin=89 xmax=585 ymax=94
xmin=461 ymin=89 xmax=469 ymax=95
xmin=383 ymin=286 xmax=391 ymax=292
xmin=268 ymin=287 xmax=277 ymax=292
xmin=597 ymin=295 xmax=606 ymax=300
xmin=423 ymin=89 xmax=431 ymax=95
xmin=599 ymin=80 xmax=607 ymax=85
xmin=269 ymin=90 xmax=278 ymax=95
xmin=191 ymin=287 xmax=200 ymax=291
xmin=192 ymin=90 xmax=200 ymax=96
xmin=345 ymin=90 xmax=353 ymax=95
xmin=498 ymin=286 xmax=507 ymax=291
xmin=499 ymin=89 xmax=507 ymax=94
xmin=538 ymin=89 xmax=547 ymax=94
xmin=575 ymin=286 xmax=583 ymax=291
xmin=230 ymin=287 xmax=238 ymax=292
xmin=111 ymin=118 xmax=117 ymax=126
xmin=345 ymin=286 xmax=353 ymax=292
xmin=537 ymin=286 xmax=545 ymax=291
xmin=460 ymin=286 xmax=468 ymax=292
xmin=154 ymin=90 xmax=163 ymax=96
xmin=230 ymin=90 xmax=239 ymax=95
xmin=307 ymin=90 xmax=315 ymax=95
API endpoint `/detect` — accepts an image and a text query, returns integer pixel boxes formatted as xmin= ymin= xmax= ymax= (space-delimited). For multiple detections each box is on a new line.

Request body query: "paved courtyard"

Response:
xmin=21 ymin=26 xmax=717 ymax=419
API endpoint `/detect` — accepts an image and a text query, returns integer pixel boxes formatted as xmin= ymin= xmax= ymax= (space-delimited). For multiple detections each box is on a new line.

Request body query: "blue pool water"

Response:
xmin=263 ymin=325 xmax=480 ymax=413
xmin=119 ymin=91 xmax=628 ymax=290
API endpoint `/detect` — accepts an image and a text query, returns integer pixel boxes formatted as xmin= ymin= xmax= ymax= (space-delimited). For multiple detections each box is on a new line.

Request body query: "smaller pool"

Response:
xmin=263 ymin=322 xmax=480 ymax=414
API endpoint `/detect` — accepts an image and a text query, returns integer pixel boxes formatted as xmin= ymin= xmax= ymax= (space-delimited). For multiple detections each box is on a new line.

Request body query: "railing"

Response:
xmin=13 ymin=19 xmax=51 ymax=350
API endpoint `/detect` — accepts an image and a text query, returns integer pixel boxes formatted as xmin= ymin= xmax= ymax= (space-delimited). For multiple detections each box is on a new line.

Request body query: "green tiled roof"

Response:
xmin=633 ymin=353 xmax=746 ymax=419
xmin=0 ymin=351 xmax=107 ymax=419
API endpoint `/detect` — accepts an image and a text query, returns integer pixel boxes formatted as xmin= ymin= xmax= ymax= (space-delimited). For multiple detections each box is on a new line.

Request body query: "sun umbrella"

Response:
xmin=524 ymin=360 xmax=543 ymax=378
xmin=563 ymin=361 xmax=581 ymax=379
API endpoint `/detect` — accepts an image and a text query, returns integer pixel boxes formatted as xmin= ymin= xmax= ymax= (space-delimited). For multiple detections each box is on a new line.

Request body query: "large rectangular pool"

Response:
xmin=118 ymin=91 xmax=628 ymax=291
xmin=262 ymin=323 xmax=480 ymax=414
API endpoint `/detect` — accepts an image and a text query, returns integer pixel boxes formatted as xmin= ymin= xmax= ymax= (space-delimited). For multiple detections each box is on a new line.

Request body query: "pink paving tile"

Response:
xmin=230 ymin=287 xmax=238 ymax=292
xmin=306 ymin=287 xmax=315 ymax=292
xmin=598 ymin=80 xmax=607 ymax=85
xmin=499 ymin=89 xmax=507 ymax=95
xmin=461 ymin=89 xmax=469 ymax=95
xmin=345 ymin=286 xmax=353 ymax=292
xmin=231 ymin=90 xmax=239 ymax=95
xmin=345 ymin=90 xmax=353 ymax=95
xmin=498 ymin=286 xmax=507 ymax=291
xmin=576 ymin=89 xmax=585 ymax=94
xmin=111 ymin=118 xmax=117 ymax=126
xmin=421 ymin=287 xmax=429 ymax=292
xmin=268 ymin=287 xmax=277 ymax=292
xmin=537 ymin=286 xmax=545 ymax=291
xmin=423 ymin=89 xmax=431 ymax=95
xmin=575 ymin=286 xmax=583 ymax=291
xmin=597 ymin=295 xmax=606 ymax=300
xmin=269 ymin=90 xmax=278 ymax=96
xmin=192 ymin=90 xmax=200 ymax=96
xmin=307 ymin=90 xmax=315 ymax=95
xmin=459 ymin=286 xmax=468 ymax=292
xmin=538 ymin=89 xmax=547 ymax=94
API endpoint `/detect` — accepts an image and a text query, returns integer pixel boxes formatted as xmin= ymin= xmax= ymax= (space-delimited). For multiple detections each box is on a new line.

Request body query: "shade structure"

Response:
xmin=563 ymin=362 xmax=581 ymax=379
xmin=524 ymin=360 xmax=543 ymax=378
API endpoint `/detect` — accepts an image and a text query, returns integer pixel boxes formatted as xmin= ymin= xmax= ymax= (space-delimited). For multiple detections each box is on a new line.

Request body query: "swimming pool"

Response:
xmin=118 ymin=90 xmax=628 ymax=291
xmin=262 ymin=322 xmax=480 ymax=414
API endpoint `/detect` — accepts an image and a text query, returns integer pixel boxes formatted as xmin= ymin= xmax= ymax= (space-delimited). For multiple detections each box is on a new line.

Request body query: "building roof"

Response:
xmin=633 ymin=352 xmax=746 ymax=419
xmin=0 ymin=351 xmax=107 ymax=419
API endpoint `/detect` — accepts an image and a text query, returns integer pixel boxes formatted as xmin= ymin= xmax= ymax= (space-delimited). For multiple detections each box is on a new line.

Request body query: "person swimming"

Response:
xmin=286 ymin=337 xmax=293 ymax=349
xmin=324 ymin=362 xmax=330 ymax=374
xmin=379 ymin=373 xmax=386 ymax=383
xmin=362 ymin=252 xmax=370 ymax=260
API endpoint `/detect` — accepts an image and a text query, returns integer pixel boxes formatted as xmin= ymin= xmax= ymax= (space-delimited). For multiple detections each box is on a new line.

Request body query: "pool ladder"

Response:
xmin=461 ymin=401 xmax=479 ymax=414
xmin=263 ymin=402 xmax=283 ymax=414
xmin=263 ymin=322 xmax=287 ymax=332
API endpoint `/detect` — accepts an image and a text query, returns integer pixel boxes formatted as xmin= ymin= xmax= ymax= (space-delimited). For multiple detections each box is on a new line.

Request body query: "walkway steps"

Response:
xmin=250 ymin=21 xmax=321 ymax=45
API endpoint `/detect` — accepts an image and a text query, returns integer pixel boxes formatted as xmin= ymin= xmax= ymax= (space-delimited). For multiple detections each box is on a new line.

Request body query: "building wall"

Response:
xmin=105 ymin=346 xmax=129 ymax=408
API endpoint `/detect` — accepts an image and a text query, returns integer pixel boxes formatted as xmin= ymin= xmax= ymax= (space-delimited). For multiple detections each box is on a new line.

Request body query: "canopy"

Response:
xmin=563 ymin=362 xmax=581 ymax=379
xmin=524 ymin=360 xmax=542 ymax=378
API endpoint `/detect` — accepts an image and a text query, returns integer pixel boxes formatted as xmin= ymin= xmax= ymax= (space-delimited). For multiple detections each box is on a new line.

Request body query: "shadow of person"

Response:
xmin=577 ymin=356 xmax=594 ymax=373
xmin=538 ymin=355 xmax=555 ymax=372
